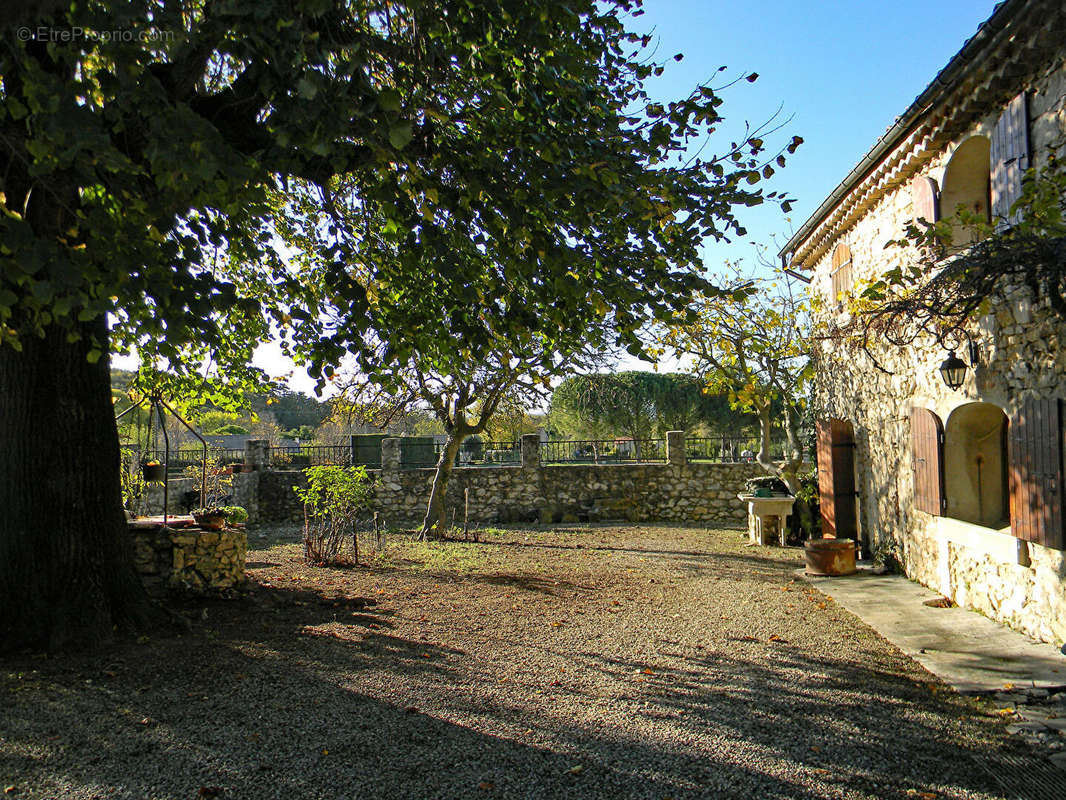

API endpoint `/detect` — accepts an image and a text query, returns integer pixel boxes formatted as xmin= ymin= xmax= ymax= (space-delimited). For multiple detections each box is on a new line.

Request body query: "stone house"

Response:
xmin=779 ymin=0 xmax=1066 ymax=644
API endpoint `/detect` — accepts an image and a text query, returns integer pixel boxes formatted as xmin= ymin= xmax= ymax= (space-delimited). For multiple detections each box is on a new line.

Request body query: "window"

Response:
xmin=911 ymin=399 xmax=1064 ymax=549
xmin=830 ymin=243 xmax=852 ymax=304
xmin=940 ymin=136 xmax=992 ymax=249
xmin=944 ymin=403 xmax=1008 ymax=529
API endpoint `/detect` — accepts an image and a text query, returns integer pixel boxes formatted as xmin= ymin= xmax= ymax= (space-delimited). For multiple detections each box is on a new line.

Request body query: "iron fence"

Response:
xmin=397 ymin=439 xmax=522 ymax=469
xmin=270 ymin=444 xmax=353 ymax=467
xmin=539 ymin=438 xmax=666 ymax=464
xmin=120 ymin=445 xmax=244 ymax=472
xmin=685 ymin=436 xmax=793 ymax=463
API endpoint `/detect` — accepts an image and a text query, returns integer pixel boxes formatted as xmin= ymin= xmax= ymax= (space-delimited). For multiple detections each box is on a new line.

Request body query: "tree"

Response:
xmin=342 ymin=336 xmax=609 ymax=536
xmin=656 ymin=266 xmax=812 ymax=489
xmin=1 ymin=0 xmax=794 ymax=647
xmin=549 ymin=371 xmax=724 ymax=445
xmin=481 ymin=391 xmax=539 ymax=444
xmin=551 ymin=371 xmax=664 ymax=454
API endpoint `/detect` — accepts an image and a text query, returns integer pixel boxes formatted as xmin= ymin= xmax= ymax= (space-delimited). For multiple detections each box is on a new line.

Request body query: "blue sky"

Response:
xmin=635 ymin=0 xmax=1002 ymax=272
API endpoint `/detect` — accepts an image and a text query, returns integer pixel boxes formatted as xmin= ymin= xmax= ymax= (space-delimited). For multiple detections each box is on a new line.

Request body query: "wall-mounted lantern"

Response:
xmin=939 ymin=351 xmax=968 ymax=390
xmin=938 ymin=335 xmax=979 ymax=391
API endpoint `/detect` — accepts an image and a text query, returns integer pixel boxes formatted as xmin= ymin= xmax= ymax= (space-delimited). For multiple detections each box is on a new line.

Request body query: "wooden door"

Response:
xmin=816 ymin=418 xmax=857 ymax=539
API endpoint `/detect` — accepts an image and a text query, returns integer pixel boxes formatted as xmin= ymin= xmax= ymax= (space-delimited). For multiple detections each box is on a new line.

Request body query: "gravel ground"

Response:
xmin=0 ymin=524 xmax=1044 ymax=799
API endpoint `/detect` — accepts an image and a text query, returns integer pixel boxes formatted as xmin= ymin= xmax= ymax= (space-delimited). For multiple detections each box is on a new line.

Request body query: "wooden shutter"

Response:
xmin=911 ymin=176 xmax=940 ymax=224
xmin=990 ymin=91 xmax=1030 ymax=226
xmin=830 ymin=244 xmax=852 ymax=302
xmin=816 ymin=418 xmax=857 ymax=538
xmin=1009 ymin=397 xmax=1064 ymax=549
xmin=911 ymin=408 xmax=945 ymax=516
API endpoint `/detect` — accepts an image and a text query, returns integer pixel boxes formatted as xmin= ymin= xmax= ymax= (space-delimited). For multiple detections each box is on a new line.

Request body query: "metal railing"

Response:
xmin=120 ymin=445 xmax=244 ymax=472
xmin=685 ymin=436 xmax=793 ymax=463
xmin=396 ymin=439 xmax=522 ymax=469
xmin=269 ymin=444 xmax=353 ymax=467
xmin=539 ymin=438 xmax=666 ymax=464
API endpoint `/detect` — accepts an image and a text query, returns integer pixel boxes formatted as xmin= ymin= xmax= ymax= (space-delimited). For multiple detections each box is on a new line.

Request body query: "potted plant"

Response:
xmin=219 ymin=505 xmax=248 ymax=526
xmin=192 ymin=507 xmax=227 ymax=530
xmin=744 ymin=476 xmax=791 ymax=497
xmin=141 ymin=459 xmax=166 ymax=483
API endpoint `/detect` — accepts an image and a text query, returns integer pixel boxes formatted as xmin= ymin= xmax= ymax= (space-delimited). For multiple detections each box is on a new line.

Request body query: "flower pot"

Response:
xmin=193 ymin=512 xmax=226 ymax=531
xmin=804 ymin=538 xmax=857 ymax=576
xmin=141 ymin=463 xmax=166 ymax=483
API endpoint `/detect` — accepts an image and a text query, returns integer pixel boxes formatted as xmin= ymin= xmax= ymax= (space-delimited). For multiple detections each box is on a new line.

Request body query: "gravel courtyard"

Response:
xmin=0 ymin=525 xmax=1042 ymax=799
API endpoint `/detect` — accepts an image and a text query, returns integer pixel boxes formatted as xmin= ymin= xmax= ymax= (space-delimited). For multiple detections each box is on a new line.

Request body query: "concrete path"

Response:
xmin=800 ymin=567 xmax=1066 ymax=693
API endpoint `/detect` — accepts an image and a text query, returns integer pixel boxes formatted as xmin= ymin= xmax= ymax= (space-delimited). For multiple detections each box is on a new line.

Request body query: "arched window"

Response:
xmin=830 ymin=243 xmax=852 ymax=304
xmin=939 ymin=136 xmax=991 ymax=249
xmin=944 ymin=402 xmax=1008 ymax=528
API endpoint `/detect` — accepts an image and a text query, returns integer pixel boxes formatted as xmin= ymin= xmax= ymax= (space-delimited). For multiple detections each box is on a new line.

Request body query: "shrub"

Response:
xmin=219 ymin=505 xmax=248 ymax=524
xmin=294 ymin=466 xmax=373 ymax=565
xmin=792 ymin=469 xmax=821 ymax=540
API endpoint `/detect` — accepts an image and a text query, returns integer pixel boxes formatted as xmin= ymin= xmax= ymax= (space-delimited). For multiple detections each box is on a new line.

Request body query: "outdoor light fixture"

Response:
xmin=938 ymin=336 xmax=980 ymax=391
xmin=939 ymin=350 xmax=968 ymax=390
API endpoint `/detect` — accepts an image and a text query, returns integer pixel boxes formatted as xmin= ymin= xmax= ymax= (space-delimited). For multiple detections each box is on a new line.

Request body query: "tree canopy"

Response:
xmin=656 ymin=266 xmax=811 ymax=487
xmin=1 ymin=0 xmax=796 ymax=647
xmin=549 ymin=371 xmax=727 ymax=441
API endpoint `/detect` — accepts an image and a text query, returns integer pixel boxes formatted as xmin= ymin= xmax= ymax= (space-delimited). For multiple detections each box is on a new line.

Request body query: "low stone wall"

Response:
xmin=129 ymin=527 xmax=247 ymax=596
xmin=142 ymin=477 xmax=197 ymax=515
xmin=235 ymin=460 xmax=766 ymax=528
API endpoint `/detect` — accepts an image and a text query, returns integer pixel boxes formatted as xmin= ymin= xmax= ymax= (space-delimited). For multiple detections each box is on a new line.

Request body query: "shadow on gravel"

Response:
xmin=0 ymin=540 xmax=1022 ymax=800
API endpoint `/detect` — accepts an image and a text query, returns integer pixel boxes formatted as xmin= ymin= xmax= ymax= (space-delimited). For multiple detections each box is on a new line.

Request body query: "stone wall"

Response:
xmin=235 ymin=455 xmax=767 ymax=529
xmin=130 ymin=527 xmax=247 ymax=596
xmin=799 ymin=48 xmax=1066 ymax=643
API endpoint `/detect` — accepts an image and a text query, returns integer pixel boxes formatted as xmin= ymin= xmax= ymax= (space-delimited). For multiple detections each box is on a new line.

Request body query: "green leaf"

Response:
xmin=388 ymin=123 xmax=413 ymax=150
xmin=377 ymin=89 xmax=402 ymax=112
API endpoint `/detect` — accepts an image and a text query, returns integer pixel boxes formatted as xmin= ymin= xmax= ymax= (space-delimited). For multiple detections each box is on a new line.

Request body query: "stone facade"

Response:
xmin=234 ymin=434 xmax=768 ymax=529
xmin=783 ymin=1 xmax=1066 ymax=643
xmin=129 ymin=527 xmax=248 ymax=596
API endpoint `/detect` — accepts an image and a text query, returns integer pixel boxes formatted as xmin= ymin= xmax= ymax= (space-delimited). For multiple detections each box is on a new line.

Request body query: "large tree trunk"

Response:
xmin=420 ymin=432 xmax=465 ymax=537
xmin=0 ymin=321 xmax=151 ymax=650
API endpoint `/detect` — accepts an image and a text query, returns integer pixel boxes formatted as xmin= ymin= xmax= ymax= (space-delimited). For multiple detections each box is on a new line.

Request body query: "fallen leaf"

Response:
xmin=641 ymin=667 xmax=655 ymax=675
xmin=810 ymin=745 xmax=822 ymax=752
xmin=478 ymin=781 xmax=495 ymax=791
xmin=568 ymin=765 xmax=584 ymax=775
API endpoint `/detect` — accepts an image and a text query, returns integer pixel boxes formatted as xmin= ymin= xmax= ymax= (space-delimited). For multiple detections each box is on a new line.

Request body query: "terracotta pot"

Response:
xmin=804 ymin=538 xmax=857 ymax=576
xmin=193 ymin=513 xmax=226 ymax=531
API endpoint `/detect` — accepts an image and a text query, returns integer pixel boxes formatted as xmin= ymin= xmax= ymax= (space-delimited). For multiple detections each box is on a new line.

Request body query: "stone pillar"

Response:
xmin=520 ymin=434 xmax=541 ymax=470
xmin=232 ymin=470 xmax=260 ymax=524
xmin=245 ymin=439 xmax=271 ymax=471
xmin=666 ymin=430 xmax=686 ymax=467
xmin=381 ymin=437 xmax=401 ymax=472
